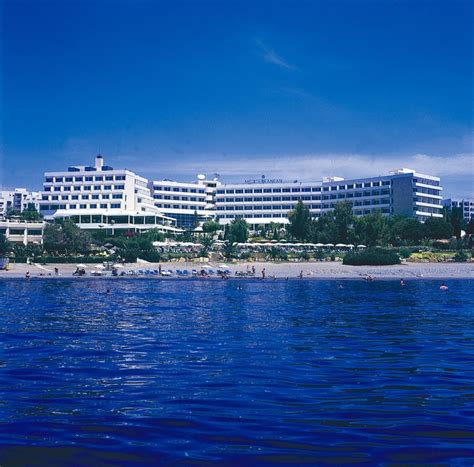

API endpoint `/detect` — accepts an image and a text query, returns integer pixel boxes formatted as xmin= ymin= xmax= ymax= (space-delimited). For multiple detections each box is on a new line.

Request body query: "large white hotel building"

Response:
xmin=11 ymin=155 xmax=445 ymax=232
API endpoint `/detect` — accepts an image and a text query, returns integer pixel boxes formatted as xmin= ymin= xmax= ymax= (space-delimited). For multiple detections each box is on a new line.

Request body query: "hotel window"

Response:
xmin=75 ymin=177 xmax=83 ymax=182
xmin=291 ymin=188 xmax=300 ymax=192
xmin=338 ymin=185 xmax=345 ymax=190
xmin=92 ymin=195 xmax=99 ymax=199
xmin=264 ymin=188 xmax=272 ymax=193
xmin=282 ymin=188 xmax=290 ymax=193
xmin=65 ymin=177 xmax=73 ymax=182
xmin=72 ymin=195 xmax=79 ymax=200
xmin=80 ymin=204 xmax=87 ymax=209
xmin=323 ymin=187 xmax=329 ymax=191
xmin=106 ymin=176 xmax=114 ymax=181
xmin=100 ymin=204 xmax=107 ymax=209
xmin=115 ymin=185 xmax=125 ymax=190
xmin=113 ymin=194 xmax=122 ymax=199
xmin=45 ymin=177 xmax=53 ymax=183
xmin=116 ymin=176 xmax=125 ymax=181
xmin=85 ymin=177 xmax=93 ymax=182
xmin=70 ymin=204 xmax=76 ymax=209
xmin=312 ymin=187 xmax=321 ymax=192
xmin=226 ymin=189 xmax=235 ymax=194
xmin=356 ymin=183 xmax=362 ymax=188
xmin=64 ymin=186 xmax=71 ymax=191
xmin=104 ymin=185 xmax=112 ymax=190
xmin=41 ymin=195 xmax=49 ymax=200
xmin=74 ymin=186 xmax=81 ymax=191
xmin=61 ymin=196 xmax=69 ymax=200
xmin=263 ymin=197 xmax=271 ymax=202
xmin=254 ymin=189 xmax=262 ymax=193
xmin=102 ymin=195 xmax=110 ymax=199
xmin=81 ymin=195 xmax=89 ymax=200
xmin=44 ymin=187 xmax=51 ymax=192
xmin=95 ymin=176 xmax=103 ymax=181
xmin=55 ymin=177 xmax=64 ymax=182
xmin=94 ymin=186 xmax=101 ymax=190
xmin=302 ymin=187 xmax=311 ymax=192
xmin=84 ymin=186 xmax=91 ymax=191
xmin=51 ymin=196 xmax=59 ymax=200
xmin=54 ymin=187 xmax=61 ymax=192
xmin=236 ymin=189 xmax=243 ymax=194
xmin=364 ymin=182 xmax=371 ymax=187
xmin=363 ymin=191 xmax=371 ymax=197
xmin=254 ymin=197 xmax=262 ymax=202
xmin=90 ymin=204 xmax=97 ymax=209
xmin=111 ymin=204 xmax=120 ymax=208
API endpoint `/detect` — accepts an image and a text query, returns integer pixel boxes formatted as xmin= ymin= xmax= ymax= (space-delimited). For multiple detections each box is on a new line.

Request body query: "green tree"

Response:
xmin=20 ymin=204 xmax=42 ymax=221
xmin=310 ymin=213 xmax=337 ymax=244
xmin=43 ymin=219 xmax=91 ymax=255
xmin=0 ymin=234 xmax=11 ymax=256
xmin=192 ymin=210 xmax=199 ymax=229
xmin=226 ymin=218 xmax=249 ymax=243
xmin=351 ymin=211 xmax=390 ymax=247
xmin=222 ymin=241 xmax=236 ymax=260
xmin=390 ymin=217 xmax=426 ymax=245
xmin=199 ymin=234 xmax=214 ymax=256
xmin=288 ymin=201 xmax=312 ymax=241
xmin=450 ymin=206 xmax=463 ymax=239
xmin=424 ymin=217 xmax=453 ymax=239
xmin=202 ymin=220 xmax=220 ymax=234
xmin=333 ymin=201 xmax=354 ymax=243
xmin=142 ymin=228 xmax=165 ymax=242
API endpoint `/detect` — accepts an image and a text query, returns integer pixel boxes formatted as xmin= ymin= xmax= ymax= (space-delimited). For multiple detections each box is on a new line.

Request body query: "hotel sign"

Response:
xmin=244 ymin=176 xmax=283 ymax=184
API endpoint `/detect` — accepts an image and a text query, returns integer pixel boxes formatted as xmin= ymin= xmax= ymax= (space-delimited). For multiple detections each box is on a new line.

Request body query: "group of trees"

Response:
xmin=288 ymin=200 xmax=472 ymax=247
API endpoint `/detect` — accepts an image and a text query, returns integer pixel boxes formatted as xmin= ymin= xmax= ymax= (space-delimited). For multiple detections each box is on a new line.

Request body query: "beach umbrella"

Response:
xmin=346 ymin=244 xmax=355 ymax=248
xmin=336 ymin=243 xmax=346 ymax=248
xmin=357 ymin=244 xmax=367 ymax=248
xmin=324 ymin=243 xmax=334 ymax=247
xmin=315 ymin=243 xmax=324 ymax=247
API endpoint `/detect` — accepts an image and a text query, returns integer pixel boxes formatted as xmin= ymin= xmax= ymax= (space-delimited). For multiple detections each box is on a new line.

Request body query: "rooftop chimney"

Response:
xmin=95 ymin=154 xmax=104 ymax=170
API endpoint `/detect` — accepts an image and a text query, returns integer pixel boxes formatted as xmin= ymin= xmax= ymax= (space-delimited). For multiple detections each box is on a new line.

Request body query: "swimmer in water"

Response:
xmin=439 ymin=282 xmax=448 ymax=290
xmin=400 ymin=279 xmax=406 ymax=286
xmin=338 ymin=284 xmax=344 ymax=289
xmin=25 ymin=271 xmax=30 ymax=280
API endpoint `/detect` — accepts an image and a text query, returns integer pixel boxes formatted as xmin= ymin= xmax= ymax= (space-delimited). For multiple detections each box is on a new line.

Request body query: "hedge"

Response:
xmin=343 ymin=248 xmax=400 ymax=266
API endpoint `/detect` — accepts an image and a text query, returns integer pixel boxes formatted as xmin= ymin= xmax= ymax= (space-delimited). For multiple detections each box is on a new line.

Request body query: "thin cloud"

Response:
xmin=256 ymin=39 xmax=297 ymax=71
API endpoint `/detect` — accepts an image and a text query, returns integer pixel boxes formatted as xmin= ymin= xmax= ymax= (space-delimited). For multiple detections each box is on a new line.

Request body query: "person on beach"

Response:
xmin=262 ymin=268 xmax=266 ymax=279
xmin=252 ymin=265 xmax=255 ymax=275
xmin=54 ymin=267 xmax=59 ymax=276
xmin=25 ymin=271 xmax=30 ymax=280
xmin=299 ymin=270 xmax=303 ymax=279
xmin=159 ymin=264 xmax=162 ymax=275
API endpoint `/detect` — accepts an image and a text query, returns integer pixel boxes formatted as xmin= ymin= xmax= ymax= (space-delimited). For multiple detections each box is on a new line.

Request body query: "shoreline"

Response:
xmin=1 ymin=261 xmax=472 ymax=280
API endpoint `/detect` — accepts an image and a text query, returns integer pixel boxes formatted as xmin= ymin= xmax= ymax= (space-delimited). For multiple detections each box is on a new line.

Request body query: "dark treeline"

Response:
xmin=288 ymin=201 xmax=473 ymax=247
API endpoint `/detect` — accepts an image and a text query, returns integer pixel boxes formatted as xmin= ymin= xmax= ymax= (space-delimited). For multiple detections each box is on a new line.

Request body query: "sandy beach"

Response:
xmin=1 ymin=261 xmax=472 ymax=280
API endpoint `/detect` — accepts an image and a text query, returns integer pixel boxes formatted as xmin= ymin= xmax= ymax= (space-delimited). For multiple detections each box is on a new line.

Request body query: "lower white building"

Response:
xmin=0 ymin=188 xmax=40 ymax=218
xmin=0 ymin=219 xmax=45 ymax=245
xmin=443 ymin=198 xmax=474 ymax=222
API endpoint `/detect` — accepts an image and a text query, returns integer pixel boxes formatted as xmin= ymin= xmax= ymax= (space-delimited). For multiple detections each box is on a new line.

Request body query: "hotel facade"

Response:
xmin=7 ymin=156 xmax=451 ymax=233
xmin=37 ymin=156 xmax=178 ymax=235
xmin=150 ymin=175 xmax=219 ymax=229
xmin=214 ymin=169 xmax=443 ymax=227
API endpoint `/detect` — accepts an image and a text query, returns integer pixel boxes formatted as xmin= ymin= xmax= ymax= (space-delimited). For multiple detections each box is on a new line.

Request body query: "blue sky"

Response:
xmin=1 ymin=0 xmax=472 ymax=197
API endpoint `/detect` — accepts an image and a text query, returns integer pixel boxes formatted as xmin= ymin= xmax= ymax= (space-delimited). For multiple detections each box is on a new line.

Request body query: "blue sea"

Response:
xmin=0 ymin=278 xmax=473 ymax=465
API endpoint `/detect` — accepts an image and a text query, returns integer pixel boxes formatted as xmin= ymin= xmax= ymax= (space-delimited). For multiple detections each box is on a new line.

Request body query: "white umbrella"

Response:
xmin=357 ymin=244 xmax=367 ymax=248
xmin=346 ymin=244 xmax=355 ymax=248
xmin=325 ymin=243 xmax=334 ymax=247
xmin=336 ymin=243 xmax=346 ymax=247
xmin=315 ymin=243 xmax=324 ymax=247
